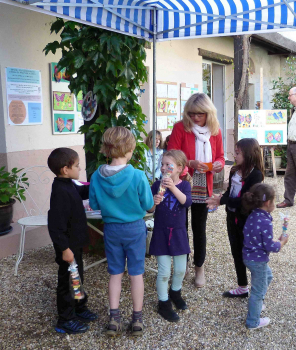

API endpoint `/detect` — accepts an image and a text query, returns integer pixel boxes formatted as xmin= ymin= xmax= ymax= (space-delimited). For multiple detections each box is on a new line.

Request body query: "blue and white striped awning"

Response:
xmin=1 ymin=0 xmax=296 ymax=41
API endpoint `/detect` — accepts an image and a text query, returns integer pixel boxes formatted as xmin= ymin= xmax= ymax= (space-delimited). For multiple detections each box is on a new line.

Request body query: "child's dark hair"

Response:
xmin=145 ymin=130 xmax=163 ymax=149
xmin=242 ymin=183 xmax=275 ymax=214
xmin=48 ymin=148 xmax=78 ymax=176
xmin=232 ymin=138 xmax=264 ymax=180
xmin=164 ymin=135 xmax=171 ymax=149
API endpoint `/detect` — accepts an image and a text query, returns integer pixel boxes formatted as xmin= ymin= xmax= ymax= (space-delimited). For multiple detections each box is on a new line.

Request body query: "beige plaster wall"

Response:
xmin=6 ymin=145 xmax=86 ymax=221
xmin=249 ymin=43 xmax=282 ymax=109
xmin=0 ymin=3 xmax=85 ymax=155
xmin=144 ymin=36 xmax=235 ymax=154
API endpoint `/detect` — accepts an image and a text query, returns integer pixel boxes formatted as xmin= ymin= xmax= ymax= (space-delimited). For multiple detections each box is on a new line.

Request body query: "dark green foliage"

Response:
xmin=271 ymin=56 xmax=296 ymax=113
xmin=0 ymin=167 xmax=28 ymax=205
xmin=270 ymin=56 xmax=296 ymax=169
xmin=44 ymin=18 xmax=149 ymax=178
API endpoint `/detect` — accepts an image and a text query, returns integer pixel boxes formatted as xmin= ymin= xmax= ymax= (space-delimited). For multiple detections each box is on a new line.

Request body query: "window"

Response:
xmin=202 ymin=62 xmax=212 ymax=99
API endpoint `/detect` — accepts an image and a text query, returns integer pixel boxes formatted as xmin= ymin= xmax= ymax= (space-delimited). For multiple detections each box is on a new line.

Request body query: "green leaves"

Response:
xmin=44 ymin=19 xmax=149 ymax=178
xmin=0 ymin=167 xmax=27 ymax=205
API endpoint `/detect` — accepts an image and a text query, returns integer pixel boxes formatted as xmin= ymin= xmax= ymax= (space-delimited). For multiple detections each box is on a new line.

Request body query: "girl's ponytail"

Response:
xmin=242 ymin=183 xmax=275 ymax=214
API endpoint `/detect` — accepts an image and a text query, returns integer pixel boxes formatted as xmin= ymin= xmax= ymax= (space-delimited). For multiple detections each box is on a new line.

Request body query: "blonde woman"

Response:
xmin=167 ymin=93 xmax=225 ymax=288
xmin=144 ymin=130 xmax=163 ymax=180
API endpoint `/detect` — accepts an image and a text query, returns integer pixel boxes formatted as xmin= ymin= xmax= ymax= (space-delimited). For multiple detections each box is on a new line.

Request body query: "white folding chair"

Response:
xmin=14 ymin=166 xmax=54 ymax=276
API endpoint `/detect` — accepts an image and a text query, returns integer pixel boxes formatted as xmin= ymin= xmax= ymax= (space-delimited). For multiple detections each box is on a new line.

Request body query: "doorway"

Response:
xmin=202 ymin=61 xmax=226 ymax=153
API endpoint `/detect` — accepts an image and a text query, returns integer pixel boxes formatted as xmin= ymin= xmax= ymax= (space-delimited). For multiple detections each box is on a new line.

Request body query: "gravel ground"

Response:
xmin=1 ymin=176 xmax=296 ymax=350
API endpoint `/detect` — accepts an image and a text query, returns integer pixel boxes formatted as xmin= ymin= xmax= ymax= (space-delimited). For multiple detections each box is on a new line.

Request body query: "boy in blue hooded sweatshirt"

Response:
xmin=89 ymin=126 xmax=154 ymax=337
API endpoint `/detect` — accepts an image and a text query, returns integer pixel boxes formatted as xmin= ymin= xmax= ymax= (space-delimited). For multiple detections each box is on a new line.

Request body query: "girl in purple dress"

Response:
xmin=148 ymin=150 xmax=192 ymax=322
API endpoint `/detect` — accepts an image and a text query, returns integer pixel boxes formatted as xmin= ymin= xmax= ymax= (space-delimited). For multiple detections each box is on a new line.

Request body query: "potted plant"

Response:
xmin=274 ymin=148 xmax=284 ymax=169
xmin=0 ymin=166 xmax=27 ymax=235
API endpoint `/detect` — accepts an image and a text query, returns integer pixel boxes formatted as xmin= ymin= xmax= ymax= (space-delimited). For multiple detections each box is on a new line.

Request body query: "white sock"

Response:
xmin=229 ymin=286 xmax=249 ymax=295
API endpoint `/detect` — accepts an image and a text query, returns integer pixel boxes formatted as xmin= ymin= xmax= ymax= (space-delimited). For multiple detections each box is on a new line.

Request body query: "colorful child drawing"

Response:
xmin=54 ymin=114 xmax=75 ymax=133
xmin=238 ymin=114 xmax=245 ymax=125
xmin=266 ymin=110 xmax=287 ymax=124
xmin=76 ymin=91 xmax=83 ymax=112
xmin=53 ymin=92 xmax=74 ymax=111
xmin=265 ymin=130 xmax=283 ymax=144
xmin=157 ymin=99 xmax=167 ymax=113
xmin=167 ymin=100 xmax=177 ymax=114
xmin=51 ymin=63 xmax=71 ymax=83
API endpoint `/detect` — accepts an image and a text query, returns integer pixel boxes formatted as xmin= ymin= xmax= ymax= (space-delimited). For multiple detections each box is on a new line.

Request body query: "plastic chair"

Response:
xmin=14 ymin=166 xmax=54 ymax=276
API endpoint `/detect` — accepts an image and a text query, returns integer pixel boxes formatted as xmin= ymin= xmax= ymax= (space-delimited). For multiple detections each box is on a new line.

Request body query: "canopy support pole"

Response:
xmin=152 ymin=7 xmax=157 ymax=182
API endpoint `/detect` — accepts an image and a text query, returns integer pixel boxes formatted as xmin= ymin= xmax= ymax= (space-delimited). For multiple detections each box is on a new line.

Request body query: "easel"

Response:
xmin=260 ymin=68 xmax=279 ymax=200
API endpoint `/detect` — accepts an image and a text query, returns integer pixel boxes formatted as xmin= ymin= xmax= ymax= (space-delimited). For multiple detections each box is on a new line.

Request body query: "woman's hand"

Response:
xmin=153 ymin=194 xmax=163 ymax=206
xmin=161 ymin=177 xmax=176 ymax=190
xmin=212 ymin=161 xmax=223 ymax=173
xmin=206 ymin=194 xmax=221 ymax=209
xmin=189 ymin=160 xmax=209 ymax=173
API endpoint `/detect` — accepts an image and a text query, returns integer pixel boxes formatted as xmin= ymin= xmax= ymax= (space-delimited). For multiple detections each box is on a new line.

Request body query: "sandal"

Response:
xmin=131 ymin=321 xmax=143 ymax=336
xmin=106 ymin=318 xmax=122 ymax=337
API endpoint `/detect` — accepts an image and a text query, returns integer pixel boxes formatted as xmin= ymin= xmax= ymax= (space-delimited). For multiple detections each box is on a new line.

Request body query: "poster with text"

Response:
xmin=157 ymin=116 xmax=168 ymax=130
xmin=6 ymin=67 xmax=43 ymax=125
xmin=238 ymin=110 xmax=287 ymax=145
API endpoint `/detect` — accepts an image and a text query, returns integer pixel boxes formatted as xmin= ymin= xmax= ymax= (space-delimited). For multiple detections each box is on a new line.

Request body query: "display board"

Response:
xmin=50 ymin=63 xmax=84 ymax=134
xmin=238 ymin=110 xmax=287 ymax=146
xmin=156 ymin=81 xmax=179 ymax=130
xmin=6 ymin=67 xmax=43 ymax=126
xmin=180 ymin=83 xmax=199 ymax=115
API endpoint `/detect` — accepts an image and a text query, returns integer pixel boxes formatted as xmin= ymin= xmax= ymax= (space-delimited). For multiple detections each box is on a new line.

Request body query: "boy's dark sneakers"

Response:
xmin=76 ymin=309 xmax=98 ymax=323
xmin=158 ymin=299 xmax=179 ymax=322
xmin=55 ymin=319 xmax=89 ymax=334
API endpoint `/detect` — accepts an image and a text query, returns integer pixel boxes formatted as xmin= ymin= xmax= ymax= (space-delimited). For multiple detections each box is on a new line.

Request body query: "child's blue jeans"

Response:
xmin=244 ymin=260 xmax=273 ymax=328
xmin=104 ymin=219 xmax=147 ymax=276
xmin=156 ymin=255 xmax=187 ymax=301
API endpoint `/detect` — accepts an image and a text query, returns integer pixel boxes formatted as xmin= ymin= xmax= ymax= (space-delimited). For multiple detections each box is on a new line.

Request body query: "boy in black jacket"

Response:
xmin=47 ymin=148 xmax=97 ymax=334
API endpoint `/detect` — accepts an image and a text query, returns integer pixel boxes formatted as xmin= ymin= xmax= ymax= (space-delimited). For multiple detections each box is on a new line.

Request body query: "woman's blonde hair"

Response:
xmin=182 ymin=93 xmax=220 ymax=135
xmin=100 ymin=126 xmax=136 ymax=158
xmin=145 ymin=130 xmax=163 ymax=149
xmin=164 ymin=150 xmax=192 ymax=187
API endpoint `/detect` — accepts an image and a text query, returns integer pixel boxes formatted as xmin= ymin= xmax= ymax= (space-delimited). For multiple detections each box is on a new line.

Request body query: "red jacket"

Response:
xmin=167 ymin=121 xmax=225 ymax=197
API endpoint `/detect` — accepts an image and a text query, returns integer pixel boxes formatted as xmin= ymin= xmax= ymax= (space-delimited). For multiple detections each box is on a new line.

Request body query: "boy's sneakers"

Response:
xmin=55 ymin=319 xmax=89 ymax=334
xmin=248 ymin=317 xmax=270 ymax=330
xmin=76 ymin=309 xmax=98 ymax=323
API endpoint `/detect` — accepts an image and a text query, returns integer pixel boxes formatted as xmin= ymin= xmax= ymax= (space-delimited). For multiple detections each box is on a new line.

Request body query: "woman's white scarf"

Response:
xmin=192 ymin=124 xmax=212 ymax=168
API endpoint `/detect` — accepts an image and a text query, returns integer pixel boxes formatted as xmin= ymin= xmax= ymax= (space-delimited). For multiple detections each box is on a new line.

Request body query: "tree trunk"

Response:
xmin=234 ymin=35 xmax=251 ymax=144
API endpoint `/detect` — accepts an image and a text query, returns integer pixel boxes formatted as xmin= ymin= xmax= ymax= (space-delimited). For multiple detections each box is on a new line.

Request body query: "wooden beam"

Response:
xmin=198 ymin=48 xmax=233 ymax=65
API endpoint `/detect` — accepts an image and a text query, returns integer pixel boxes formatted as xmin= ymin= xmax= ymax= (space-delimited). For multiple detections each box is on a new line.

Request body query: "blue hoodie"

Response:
xmin=89 ymin=164 xmax=154 ymax=223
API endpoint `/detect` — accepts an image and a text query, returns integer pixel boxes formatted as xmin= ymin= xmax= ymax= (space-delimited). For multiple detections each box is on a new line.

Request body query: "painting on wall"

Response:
xmin=53 ymin=92 xmax=74 ymax=111
xmin=51 ymin=63 xmax=71 ymax=83
xmin=157 ymin=99 xmax=167 ymax=113
xmin=168 ymin=115 xmax=178 ymax=129
xmin=76 ymin=91 xmax=83 ymax=112
xmin=265 ymin=130 xmax=283 ymax=143
xmin=54 ymin=113 xmax=75 ymax=133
